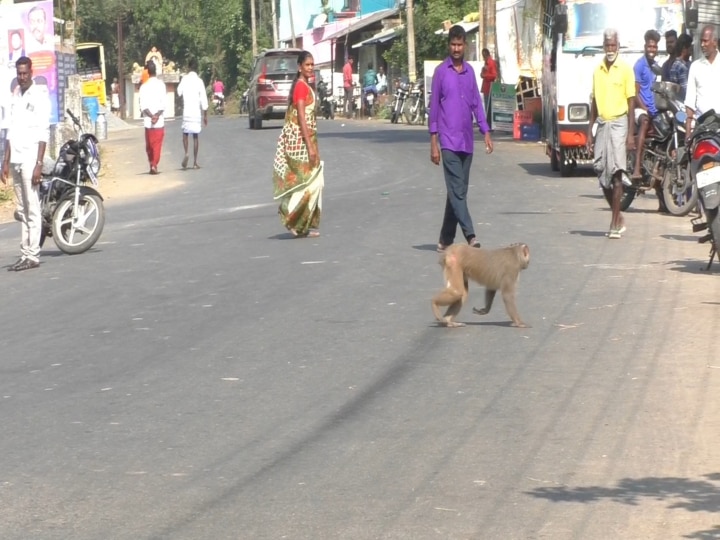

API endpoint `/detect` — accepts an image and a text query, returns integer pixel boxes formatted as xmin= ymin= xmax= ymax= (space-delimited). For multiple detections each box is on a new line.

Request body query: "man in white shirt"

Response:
xmin=176 ymin=57 xmax=208 ymax=169
xmin=685 ymin=25 xmax=720 ymax=134
xmin=138 ymin=61 xmax=167 ymax=174
xmin=1 ymin=56 xmax=50 ymax=271
xmin=376 ymin=66 xmax=388 ymax=94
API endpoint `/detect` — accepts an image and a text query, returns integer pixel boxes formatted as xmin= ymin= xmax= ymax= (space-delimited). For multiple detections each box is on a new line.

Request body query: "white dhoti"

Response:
xmin=182 ymin=118 xmax=202 ymax=134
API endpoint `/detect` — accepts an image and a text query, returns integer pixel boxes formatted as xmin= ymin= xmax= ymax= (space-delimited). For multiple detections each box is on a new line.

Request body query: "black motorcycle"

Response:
xmin=621 ymin=81 xmax=697 ymax=215
xmin=390 ymin=79 xmax=410 ymax=124
xmin=685 ymin=109 xmax=720 ymax=268
xmin=38 ymin=109 xmax=105 ymax=254
xmin=404 ymin=81 xmax=426 ymax=125
xmin=316 ymin=79 xmax=335 ymax=120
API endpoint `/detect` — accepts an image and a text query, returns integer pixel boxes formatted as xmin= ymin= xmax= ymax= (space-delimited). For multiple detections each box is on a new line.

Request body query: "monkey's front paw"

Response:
xmin=472 ymin=307 xmax=489 ymax=315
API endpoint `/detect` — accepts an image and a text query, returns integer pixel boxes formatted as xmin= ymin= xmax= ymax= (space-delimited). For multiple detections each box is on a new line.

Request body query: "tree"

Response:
xmin=384 ymin=0 xmax=478 ymax=78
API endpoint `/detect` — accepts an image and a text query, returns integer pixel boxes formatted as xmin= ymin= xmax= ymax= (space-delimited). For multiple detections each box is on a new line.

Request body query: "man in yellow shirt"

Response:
xmin=587 ymin=28 xmax=636 ymax=239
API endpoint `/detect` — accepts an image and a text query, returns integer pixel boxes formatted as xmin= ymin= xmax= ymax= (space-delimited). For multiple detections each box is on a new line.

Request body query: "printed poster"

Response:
xmin=490 ymin=82 xmax=517 ymax=133
xmin=0 ymin=0 xmax=58 ymax=126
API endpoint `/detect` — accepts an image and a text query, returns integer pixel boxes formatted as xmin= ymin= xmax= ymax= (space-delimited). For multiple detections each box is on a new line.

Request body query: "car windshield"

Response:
xmin=264 ymin=55 xmax=295 ymax=74
xmin=561 ymin=0 xmax=683 ymax=54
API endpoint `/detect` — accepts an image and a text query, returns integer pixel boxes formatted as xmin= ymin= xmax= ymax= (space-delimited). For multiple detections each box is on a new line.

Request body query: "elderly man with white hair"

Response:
xmin=586 ymin=28 xmax=636 ymax=240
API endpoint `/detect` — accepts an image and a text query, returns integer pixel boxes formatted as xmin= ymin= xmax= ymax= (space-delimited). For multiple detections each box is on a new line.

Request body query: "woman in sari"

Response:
xmin=272 ymin=51 xmax=323 ymax=238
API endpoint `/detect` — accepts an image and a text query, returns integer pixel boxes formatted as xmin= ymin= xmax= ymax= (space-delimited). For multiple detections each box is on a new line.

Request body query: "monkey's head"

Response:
xmin=511 ymin=243 xmax=530 ymax=269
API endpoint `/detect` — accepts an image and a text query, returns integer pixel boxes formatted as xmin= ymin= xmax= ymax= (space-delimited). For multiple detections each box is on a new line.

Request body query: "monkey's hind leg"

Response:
xmin=472 ymin=289 xmax=496 ymax=316
xmin=431 ymin=280 xmax=468 ymax=328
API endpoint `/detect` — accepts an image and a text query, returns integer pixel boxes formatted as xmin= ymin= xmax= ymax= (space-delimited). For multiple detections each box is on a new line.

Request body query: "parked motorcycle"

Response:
xmin=38 ymin=109 xmax=105 ymax=254
xmin=363 ymin=85 xmax=378 ymax=117
xmin=685 ymin=109 xmax=720 ymax=268
xmin=390 ymin=79 xmax=410 ymax=124
xmin=316 ymin=79 xmax=335 ymax=120
xmin=621 ymin=81 xmax=697 ymax=215
xmin=404 ymin=81 xmax=426 ymax=125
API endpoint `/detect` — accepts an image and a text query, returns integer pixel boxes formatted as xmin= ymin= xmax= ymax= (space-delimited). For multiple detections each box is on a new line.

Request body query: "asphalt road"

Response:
xmin=1 ymin=115 xmax=720 ymax=540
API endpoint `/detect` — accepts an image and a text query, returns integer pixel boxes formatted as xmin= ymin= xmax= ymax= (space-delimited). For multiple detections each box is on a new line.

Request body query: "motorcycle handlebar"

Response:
xmin=66 ymin=109 xmax=82 ymax=128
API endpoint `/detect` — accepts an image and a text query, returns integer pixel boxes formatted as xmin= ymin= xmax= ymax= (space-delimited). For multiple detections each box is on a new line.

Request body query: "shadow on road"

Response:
xmin=412 ymin=243 xmax=439 ymax=252
xmin=666 ymin=258 xmax=718 ymax=274
xmin=568 ymin=230 xmax=607 ymax=237
xmin=660 ymin=234 xmax=701 ymax=243
xmin=525 ymin=473 xmax=720 ymax=538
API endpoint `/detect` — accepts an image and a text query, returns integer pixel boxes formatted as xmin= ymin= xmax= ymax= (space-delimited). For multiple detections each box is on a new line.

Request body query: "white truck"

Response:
xmin=542 ymin=0 xmax=684 ymax=176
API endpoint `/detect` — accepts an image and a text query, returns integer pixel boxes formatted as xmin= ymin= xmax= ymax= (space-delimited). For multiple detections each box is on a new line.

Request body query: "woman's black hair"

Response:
xmin=288 ymin=50 xmax=313 ymax=106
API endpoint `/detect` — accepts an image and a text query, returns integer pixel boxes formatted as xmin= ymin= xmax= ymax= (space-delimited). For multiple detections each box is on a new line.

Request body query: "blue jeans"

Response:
xmin=439 ymin=149 xmax=475 ymax=245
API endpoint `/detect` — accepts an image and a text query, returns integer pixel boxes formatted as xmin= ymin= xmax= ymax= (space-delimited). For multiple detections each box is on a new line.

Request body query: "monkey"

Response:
xmin=431 ymin=243 xmax=530 ymax=328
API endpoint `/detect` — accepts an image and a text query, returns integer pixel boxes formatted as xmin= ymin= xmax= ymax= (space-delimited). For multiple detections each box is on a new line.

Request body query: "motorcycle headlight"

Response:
xmin=568 ymin=104 xmax=589 ymax=122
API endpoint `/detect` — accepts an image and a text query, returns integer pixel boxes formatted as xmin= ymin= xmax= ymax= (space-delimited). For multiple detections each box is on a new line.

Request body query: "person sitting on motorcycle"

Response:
xmin=631 ymin=30 xmax=660 ymax=183
xmin=362 ymin=63 xmax=378 ymax=96
xmin=212 ymin=77 xmax=225 ymax=105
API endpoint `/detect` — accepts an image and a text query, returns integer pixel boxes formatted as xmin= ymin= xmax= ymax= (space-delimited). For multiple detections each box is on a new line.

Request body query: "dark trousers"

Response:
xmin=344 ymin=87 xmax=353 ymax=117
xmin=439 ymin=149 xmax=475 ymax=245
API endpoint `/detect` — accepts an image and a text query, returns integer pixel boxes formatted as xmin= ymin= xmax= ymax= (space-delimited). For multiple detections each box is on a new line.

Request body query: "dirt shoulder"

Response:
xmin=0 ymin=125 xmax=183 ymax=224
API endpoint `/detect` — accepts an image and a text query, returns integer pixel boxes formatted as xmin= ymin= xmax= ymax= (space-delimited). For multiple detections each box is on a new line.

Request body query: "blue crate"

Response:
xmin=520 ymin=123 xmax=540 ymax=141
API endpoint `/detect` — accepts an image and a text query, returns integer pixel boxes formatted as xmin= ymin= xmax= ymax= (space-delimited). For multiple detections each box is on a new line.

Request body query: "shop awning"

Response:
xmin=351 ymin=24 xmax=403 ymax=48
xmin=321 ymin=8 xmax=400 ymax=42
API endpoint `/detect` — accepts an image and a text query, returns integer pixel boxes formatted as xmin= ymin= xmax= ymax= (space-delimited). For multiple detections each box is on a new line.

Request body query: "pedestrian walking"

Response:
xmin=176 ymin=57 xmax=208 ymax=170
xmin=110 ymin=77 xmax=120 ymax=116
xmin=272 ymin=51 xmax=323 ymax=238
xmin=1 ymin=56 xmax=50 ymax=271
xmin=138 ymin=61 xmax=166 ymax=174
xmin=586 ymin=28 xmax=636 ymax=239
xmin=429 ymin=25 xmax=493 ymax=253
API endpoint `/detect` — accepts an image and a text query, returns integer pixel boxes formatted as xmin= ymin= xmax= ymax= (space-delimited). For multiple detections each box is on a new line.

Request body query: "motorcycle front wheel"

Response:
xmin=662 ymin=164 xmax=698 ymax=216
xmin=51 ymin=192 xmax=105 ymax=254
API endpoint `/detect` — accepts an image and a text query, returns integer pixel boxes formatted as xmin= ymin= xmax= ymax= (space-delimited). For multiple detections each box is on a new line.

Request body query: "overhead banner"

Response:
xmin=0 ymin=0 xmax=58 ymax=125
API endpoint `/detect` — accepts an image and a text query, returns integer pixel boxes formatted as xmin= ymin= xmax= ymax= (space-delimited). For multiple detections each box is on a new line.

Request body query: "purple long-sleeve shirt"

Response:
xmin=428 ymin=57 xmax=489 ymax=154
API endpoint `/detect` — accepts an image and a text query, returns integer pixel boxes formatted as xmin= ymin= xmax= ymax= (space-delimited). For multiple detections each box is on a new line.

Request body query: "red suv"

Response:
xmin=247 ymin=48 xmax=303 ymax=129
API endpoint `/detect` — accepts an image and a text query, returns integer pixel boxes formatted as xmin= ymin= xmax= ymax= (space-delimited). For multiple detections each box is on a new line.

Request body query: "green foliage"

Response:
xmin=384 ymin=0 xmax=478 ymax=78
xmin=76 ymin=0 xmax=279 ymax=95
xmin=0 ymin=186 xmax=12 ymax=203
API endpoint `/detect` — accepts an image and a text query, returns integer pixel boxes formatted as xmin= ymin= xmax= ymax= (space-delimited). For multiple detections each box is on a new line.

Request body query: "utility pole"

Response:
xmin=251 ymin=0 xmax=258 ymax=56
xmin=271 ymin=0 xmax=278 ymax=48
xmin=478 ymin=0 xmax=485 ymax=51
xmin=117 ymin=14 xmax=125 ymax=119
xmin=487 ymin=0 xmax=496 ymax=57
xmin=288 ymin=0 xmax=297 ymax=48
xmin=406 ymin=0 xmax=416 ymax=82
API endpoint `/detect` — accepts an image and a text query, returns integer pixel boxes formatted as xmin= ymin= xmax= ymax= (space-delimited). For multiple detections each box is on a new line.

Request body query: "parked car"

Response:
xmin=247 ymin=48 xmax=303 ymax=130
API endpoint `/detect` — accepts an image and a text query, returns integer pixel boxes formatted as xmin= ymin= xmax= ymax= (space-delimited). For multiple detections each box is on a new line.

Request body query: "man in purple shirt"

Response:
xmin=429 ymin=25 xmax=494 ymax=252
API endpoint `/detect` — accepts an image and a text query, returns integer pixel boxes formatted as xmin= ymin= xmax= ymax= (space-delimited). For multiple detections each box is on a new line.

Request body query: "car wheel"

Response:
xmin=248 ymin=111 xmax=255 ymax=129
xmin=255 ymin=116 xmax=263 ymax=130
